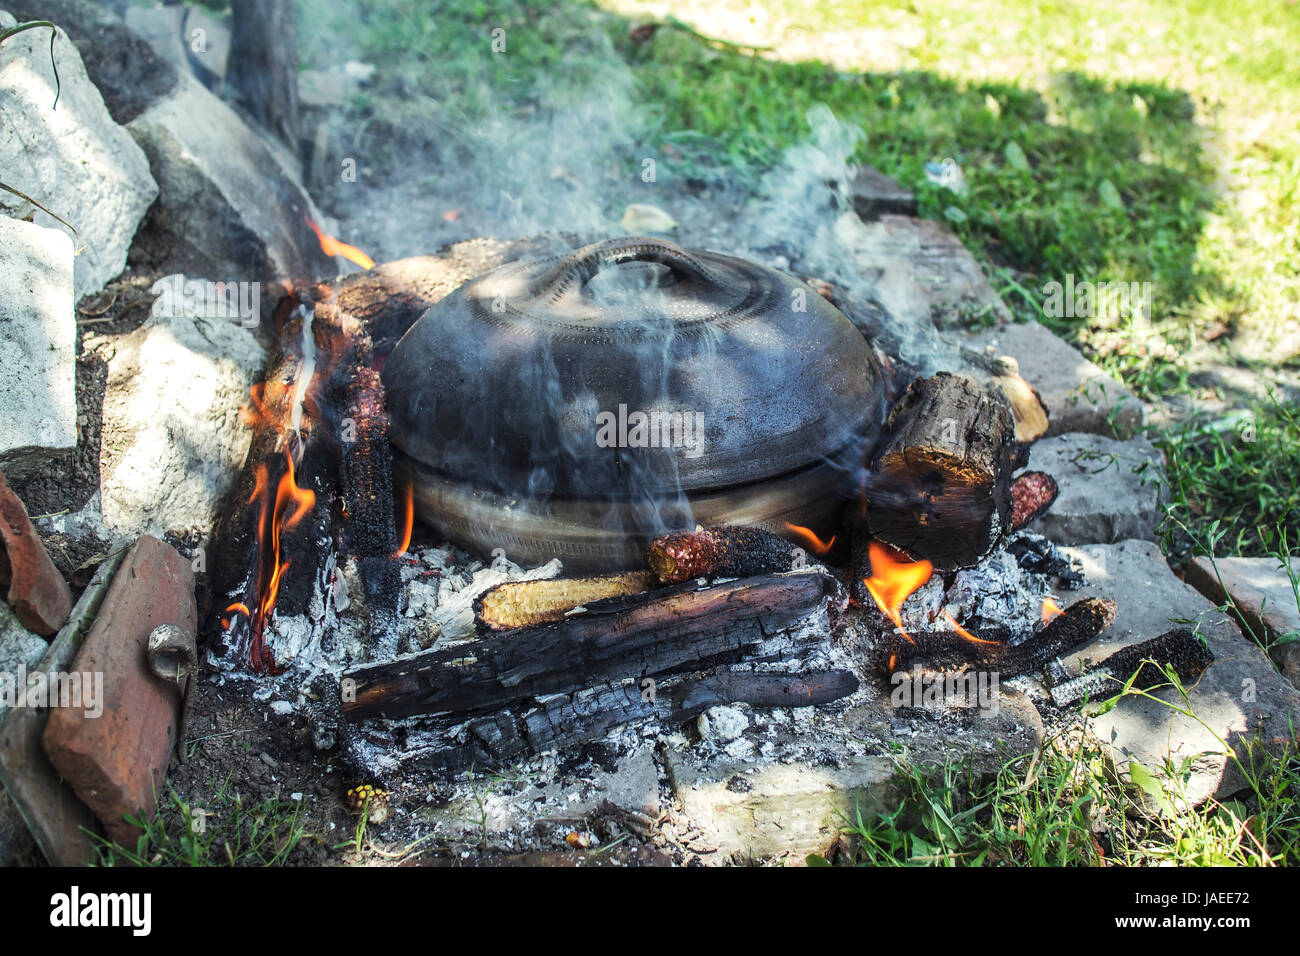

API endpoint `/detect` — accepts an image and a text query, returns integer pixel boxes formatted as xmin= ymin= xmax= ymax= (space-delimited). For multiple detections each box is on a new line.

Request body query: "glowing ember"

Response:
xmin=1041 ymin=596 xmax=1064 ymax=625
xmin=305 ymin=217 xmax=375 ymax=270
xmin=862 ymin=540 xmax=933 ymax=641
xmin=394 ymin=479 xmax=414 ymax=557
xmin=227 ymin=450 xmax=317 ymax=672
xmin=783 ymin=522 xmax=836 ymax=556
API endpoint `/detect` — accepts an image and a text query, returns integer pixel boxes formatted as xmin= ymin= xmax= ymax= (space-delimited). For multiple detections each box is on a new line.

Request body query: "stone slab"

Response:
xmin=1059 ymin=540 xmax=1300 ymax=805
xmin=1023 ymin=433 xmax=1165 ymax=544
xmin=850 ymin=165 xmax=916 ymax=221
xmin=0 ymin=217 xmax=77 ymax=478
xmin=0 ymin=10 xmax=158 ymax=299
xmin=962 ymin=319 xmax=1145 ymax=437
xmin=1185 ymin=556 xmax=1300 ymax=690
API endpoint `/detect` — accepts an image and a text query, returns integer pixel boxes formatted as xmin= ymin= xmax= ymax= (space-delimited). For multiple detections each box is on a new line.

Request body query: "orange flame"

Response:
xmin=305 ymin=217 xmax=375 ymax=270
xmin=783 ymin=523 xmax=836 ymax=556
xmin=940 ymin=610 xmax=999 ymax=645
xmin=862 ymin=541 xmax=933 ymax=641
xmin=227 ymin=450 xmax=317 ymax=672
xmin=1041 ymin=596 xmax=1064 ymax=626
xmin=394 ymin=479 xmax=414 ymax=557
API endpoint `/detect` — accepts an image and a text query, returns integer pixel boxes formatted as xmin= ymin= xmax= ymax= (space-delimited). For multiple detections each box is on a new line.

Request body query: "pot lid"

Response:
xmin=382 ymin=237 xmax=885 ymax=500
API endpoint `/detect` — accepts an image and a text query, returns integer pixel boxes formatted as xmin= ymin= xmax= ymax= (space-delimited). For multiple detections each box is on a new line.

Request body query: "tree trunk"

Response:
xmin=228 ymin=0 xmax=300 ymax=148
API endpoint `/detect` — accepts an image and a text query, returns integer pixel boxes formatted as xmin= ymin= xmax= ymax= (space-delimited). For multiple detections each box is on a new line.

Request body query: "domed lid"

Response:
xmin=382 ymin=237 xmax=885 ymax=501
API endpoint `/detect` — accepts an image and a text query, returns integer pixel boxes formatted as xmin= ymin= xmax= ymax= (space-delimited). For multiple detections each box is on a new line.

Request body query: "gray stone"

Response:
xmin=124 ymin=4 xmax=229 ymax=86
xmin=93 ymin=283 xmax=266 ymax=537
xmin=850 ymin=165 xmax=916 ymax=221
xmin=839 ymin=213 xmax=1011 ymax=328
xmin=126 ymin=73 xmax=333 ymax=282
xmin=1059 ymin=540 xmax=1300 ymax=805
xmin=1023 ymin=433 xmax=1166 ymax=544
xmin=0 ymin=11 xmax=158 ymax=300
xmin=4 ymin=0 xmax=179 ymax=124
xmin=697 ymin=705 xmax=749 ymax=744
xmin=1185 ymin=556 xmax=1300 ymax=689
xmin=962 ymin=319 xmax=1145 ymax=437
xmin=0 ymin=600 xmax=48 ymax=703
xmin=0 ymin=217 xmax=77 ymax=478
xmin=664 ymin=748 xmax=900 ymax=863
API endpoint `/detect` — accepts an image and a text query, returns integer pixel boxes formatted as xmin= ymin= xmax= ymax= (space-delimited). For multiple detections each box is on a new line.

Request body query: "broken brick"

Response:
xmin=41 ymin=535 xmax=194 ymax=846
xmin=0 ymin=469 xmax=72 ymax=636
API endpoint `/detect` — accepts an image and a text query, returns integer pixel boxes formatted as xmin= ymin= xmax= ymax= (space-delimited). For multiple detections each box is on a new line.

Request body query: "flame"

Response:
xmin=862 ymin=541 xmax=933 ymax=641
xmin=783 ymin=523 xmax=836 ymax=556
xmin=394 ymin=479 xmax=414 ymax=557
xmin=1041 ymin=596 xmax=1064 ymax=626
xmin=305 ymin=217 xmax=375 ymax=270
xmin=940 ymin=610 xmax=999 ymax=645
xmin=227 ymin=450 xmax=317 ymax=672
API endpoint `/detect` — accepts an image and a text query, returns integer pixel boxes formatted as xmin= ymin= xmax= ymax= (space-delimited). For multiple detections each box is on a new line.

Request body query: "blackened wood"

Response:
xmin=228 ymin=0 xmax=300 ymax=147
xmin=879 ymin=597 xmax=1117 ymax=678
xmin=341 ymin=572 xmax=839 ymax=720
xmin=1049 ymin=628 xmax=1214 ymax=707
xmin=865 ymin=371 xmax=1015 ymax=570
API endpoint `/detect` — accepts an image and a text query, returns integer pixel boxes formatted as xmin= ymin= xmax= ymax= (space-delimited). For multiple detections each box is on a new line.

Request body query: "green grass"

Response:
xmin=92 ymin=782 xmax=309 ymax=867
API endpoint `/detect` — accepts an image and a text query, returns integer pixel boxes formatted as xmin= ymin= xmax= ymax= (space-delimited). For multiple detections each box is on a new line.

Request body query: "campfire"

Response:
xmin=191 ymin=233 xmax=1214 ymax=786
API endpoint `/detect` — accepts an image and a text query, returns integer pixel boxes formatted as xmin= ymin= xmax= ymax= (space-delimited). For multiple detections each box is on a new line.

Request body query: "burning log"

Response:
xmin=1049 ymin=629 xmax=1214 ymax=707
xmin=1010 ymin=471 xmax=1060 ymax=532
xmin=666 ymin=669 xmax=860 ymax=719
xmin=474 ymin=570 xmax=656 ymax=631
xmin=647 ymin=525 xmax=812 ymax=584
xmin=341 ymin=571 xmax=841 ymax=720
xmin=864 ymin=372 xmax=1015 ymax=570
xmin=877 ymin=596 xmax=1117 ymax=678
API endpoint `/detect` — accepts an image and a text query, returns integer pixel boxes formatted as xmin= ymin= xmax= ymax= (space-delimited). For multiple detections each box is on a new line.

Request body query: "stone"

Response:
xmin=0 ymin=550 xmax=122 ymax=866
xmin=850 ymin=165 xmax=916 ymax=221
xmin=93 ymin=286 xmax=266 ymax=537
xmin=664 ymin=748 xmax=902 ymax=862
xmin=1059 ymin=540 xmax=1300 ymax=805
xmin=697 ymin=705 xmax=749 ymax=744
xmin=0 ymin=218 xmax=77 ymax=478
xmin=0 ymin=10 xmax=158 ymax=300
xmin=123 ymin=4 xmax=229 ymax=87
xmin=126 ymin=73 xmax=334 ymax=282
xmin=0 ymin=600 xmax=47 ymax=698
xmin=961 ymin=319 xmax=1144 ymax=437
xmin=42 ymin=536 xmax=193 ymax=845
xmin=1021 ymin=433 xmax=1166 ymax=544
xmin=839 ymin=213 xmax=1012 ymax=328
xmin=0 ymin=470 xmax=72 ymax=635
xmin=4 ymin=0 xmax=179 ymax=124
xmin=1185 ymin=556 xmax=1300 ymax=689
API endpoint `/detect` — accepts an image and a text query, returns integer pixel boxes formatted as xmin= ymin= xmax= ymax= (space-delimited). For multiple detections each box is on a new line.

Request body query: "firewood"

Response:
xmin=666 ymin=669 xmax=860 ymax=719
xmin=647 ymin=525 xmax=810 ymax=584
xmin=879 ymin=597 xmax=1117 ymax=678
xmin=1010 ymin=471 xmax=1060 ymax=531
xmin=864 ymin=371 xmax=1015 ymax=570
xmin=474 ymin=570 xmax=656 ymax=631
xmin=341 ymin=571 xmax=840 ymax=720
xmin=1048 ymin=628 xmax=1214 ymax=707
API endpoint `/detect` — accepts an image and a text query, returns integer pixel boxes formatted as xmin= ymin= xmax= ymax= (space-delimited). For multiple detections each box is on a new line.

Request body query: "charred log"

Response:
xmin=878 ymin=597 xmax=1117 ymax=678
xmin=647 ymin=525 xmax=812 ymax=584
xmin=865 ymin=372 xmax=1015 ymax=571
xmin=1049 ymin=628 xmax=1214 ymax=707
xmin=341 ymin=571 xmax=840 ymax=720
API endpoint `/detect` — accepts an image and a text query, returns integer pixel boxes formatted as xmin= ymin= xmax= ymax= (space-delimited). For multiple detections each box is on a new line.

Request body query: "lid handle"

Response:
xmin=531 ymin=237 xmax=725 ymax=303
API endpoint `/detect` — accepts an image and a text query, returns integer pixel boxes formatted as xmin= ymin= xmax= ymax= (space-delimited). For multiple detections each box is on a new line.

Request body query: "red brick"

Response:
xmin=0 ymin=470 xmax=72 ymax=636
xmin=41 ymin=535 xmax=194 ymax=846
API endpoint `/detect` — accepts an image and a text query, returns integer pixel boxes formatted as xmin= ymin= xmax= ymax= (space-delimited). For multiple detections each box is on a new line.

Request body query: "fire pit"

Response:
xmin=381 ymin=237 xmax=887 ymax=569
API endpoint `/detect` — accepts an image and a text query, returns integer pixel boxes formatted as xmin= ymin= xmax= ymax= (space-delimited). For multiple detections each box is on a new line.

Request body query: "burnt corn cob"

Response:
xmin=1049 ymin=628 xmax=1213 ymax=707
xmin=647 ymin=525 xmax=808 ymax=584
xmin=474 ymin=570 xmax=656 ymax=630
